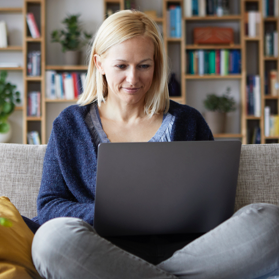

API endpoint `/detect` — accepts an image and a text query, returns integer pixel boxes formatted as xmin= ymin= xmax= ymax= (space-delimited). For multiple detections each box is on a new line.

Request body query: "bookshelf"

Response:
xmin=1 ymin=0 xmax=278 ymax=144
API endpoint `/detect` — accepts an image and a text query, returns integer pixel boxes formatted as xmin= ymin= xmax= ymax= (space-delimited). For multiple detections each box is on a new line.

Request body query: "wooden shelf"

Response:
xmin=25 ymin=37 xmax=42 ymax=42
xmin=46 ymin=65 xmax=88 ymax=70
xmin=26 ymin=76 xmax=43 ymax=81
xmin=186 ymin=45 xmax=242 ymax=50
xmin=0 ymin=46 xmax=23 ymax=51
xmin=264 ymin=95 xmax=279 ymax=99
xmin=185 ymin=75 xmax=242 ymax=79
xmin=214 ymin=134 xmax=243 ymax=138
xmin=244 ymin=36 xmax=261 ymax=41
xmin=264 ymin=17 xmax=278 ymax=21
xmin=154 ymin=17 xmax=163 ymax=23
xmin=167 ymin=38 xmax=182 ymax=42
xmin=184 ymin=15 xmax=242 ymax=21
xmin=246 ymin=116 xmax=261 ymax=120
xmin=264 ymin=56 xmax=278 ymax=61
xmin=14 ymin=106 xmax=23 ymax=111
xmin=0 ymin=67 xmax=23 ymax=71
xmin=0 ymin=8 xmax=23 ymax=13
xmin=45 ymin=99 xmax=78 ymax=103
xmin=26 ymin=117 xmax=42 ymax=121
xmin=104 ymin=0 xmax=121 ymax=3
xmin=265 ymin=136 xmax=279 ymax=139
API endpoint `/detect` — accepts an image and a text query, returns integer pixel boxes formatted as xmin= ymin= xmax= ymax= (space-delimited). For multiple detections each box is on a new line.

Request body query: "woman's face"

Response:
xmin=94 ymin=36 xmax=155 ymax=106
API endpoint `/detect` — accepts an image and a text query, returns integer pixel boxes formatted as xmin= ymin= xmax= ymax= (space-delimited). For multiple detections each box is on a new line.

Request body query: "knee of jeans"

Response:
xmin=32 ymin=217 xmax=93 ymax=266
xmin=233 ymin=203 xmax=279 ymax=222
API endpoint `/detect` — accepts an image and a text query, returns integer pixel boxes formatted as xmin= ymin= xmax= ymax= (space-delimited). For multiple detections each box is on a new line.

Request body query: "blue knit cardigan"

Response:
xmin=33 ymin=100 xmax=214 ymax=225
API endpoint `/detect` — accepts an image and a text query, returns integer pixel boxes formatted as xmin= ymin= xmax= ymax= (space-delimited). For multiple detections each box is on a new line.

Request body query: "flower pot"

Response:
xmin=0 ymin=122 xmax=12 ymax=143
xmin=204 ymin=111 xmax=226 ymax=134
xmin=64 ymin=51 xmax=80 ymax=65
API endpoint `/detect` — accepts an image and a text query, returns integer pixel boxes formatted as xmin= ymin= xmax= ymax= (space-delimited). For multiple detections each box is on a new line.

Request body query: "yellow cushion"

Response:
xmin=0 ymin=196 xmax=42 ymax=279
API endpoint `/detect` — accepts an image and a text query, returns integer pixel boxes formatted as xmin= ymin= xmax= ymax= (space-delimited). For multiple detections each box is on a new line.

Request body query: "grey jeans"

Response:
xmin=32 ymin=203 xmax=279 ymax=279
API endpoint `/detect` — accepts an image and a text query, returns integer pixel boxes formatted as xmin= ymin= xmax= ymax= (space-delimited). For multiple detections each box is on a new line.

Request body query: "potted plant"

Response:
xmin=203 ymin=87 xmax=236 ymax=134
xmin=0 ymin=70 xmax=21 ymax=143
xmin=51 ymin=14 xmax=92 ymax=65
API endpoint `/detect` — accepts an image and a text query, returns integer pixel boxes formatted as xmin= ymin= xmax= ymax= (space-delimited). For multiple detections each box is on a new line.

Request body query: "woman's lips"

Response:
xmin=122 ymin=87 xmax=140 ymax=93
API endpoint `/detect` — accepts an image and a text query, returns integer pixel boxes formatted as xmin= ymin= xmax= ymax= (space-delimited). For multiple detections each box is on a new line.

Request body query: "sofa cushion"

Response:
xmin=0 ymin=144 xmax=47 ymax=219
xmin=235 ymin=144 xmax=279 ymax=211
xmin=0 ymin=196 xmax=42 ymax=279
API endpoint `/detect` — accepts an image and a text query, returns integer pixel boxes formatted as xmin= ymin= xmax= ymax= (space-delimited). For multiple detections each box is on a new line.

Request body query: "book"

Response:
xmin=0 ymin=62 xmax=20 ymax=68
xmin=0 ymin=21 xmax=8 ymax=48
xmin=192 ymin=0 xmax=199 ymax=15
xmin=270 ymin=70 xmax=277 ymax=96
xmin=254 ymin=75 xmax=261 ymax=117
xmin=248 ymin=12 xmax=257 ymax=37
xmin=26 ymin=13 xmax=40 ymax=38
xmin=199 ymin=0 xmax=206 ymax=16
xmin=64 ymin=73 xmax=75 ymax=100
xmin=184 ymin=0 xmax=192 ymax=17
xmin=27 ymin=131 xmax=41 ymax=145
xmin=265 ymin=106 xmax=270 ymax=136
xmin=45 ymin=71 xmax=56 ymax=99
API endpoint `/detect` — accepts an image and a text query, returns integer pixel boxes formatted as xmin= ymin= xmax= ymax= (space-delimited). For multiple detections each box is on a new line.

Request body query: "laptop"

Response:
xmin=94 ymin=141 xmax=241 ymax=237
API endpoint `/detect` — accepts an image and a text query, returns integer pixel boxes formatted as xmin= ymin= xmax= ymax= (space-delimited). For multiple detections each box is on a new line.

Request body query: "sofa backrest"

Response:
xmin=0 ymin=143 xmax=47 ymax=219
xmin=0 ymin=143 xmax=278 ymax=219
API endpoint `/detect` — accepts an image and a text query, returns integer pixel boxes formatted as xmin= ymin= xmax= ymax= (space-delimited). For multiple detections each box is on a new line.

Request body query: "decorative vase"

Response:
xmin=0 ymin=122 xmax=12 ymax=143
xmin=64 ymin=51 xmax=80 ymax=65
xmin=204 ymin=111 xmax=226 ymax=134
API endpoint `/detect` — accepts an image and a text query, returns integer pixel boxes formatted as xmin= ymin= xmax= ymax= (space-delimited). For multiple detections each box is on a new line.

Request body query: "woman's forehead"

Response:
xmin=104 ymin=36 xmax=154 ymax=61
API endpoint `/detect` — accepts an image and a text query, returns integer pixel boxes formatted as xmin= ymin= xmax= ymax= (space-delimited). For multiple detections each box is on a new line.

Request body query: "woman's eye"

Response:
xmin=139 ymin=64 xmax=150 ymax=69
xmin=116 ymin=65 xmax=126 ymax=69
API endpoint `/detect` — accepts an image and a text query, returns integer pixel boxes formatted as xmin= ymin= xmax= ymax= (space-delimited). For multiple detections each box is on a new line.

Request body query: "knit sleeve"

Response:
xmin=36 ymin=115 xmax=95 ymax=226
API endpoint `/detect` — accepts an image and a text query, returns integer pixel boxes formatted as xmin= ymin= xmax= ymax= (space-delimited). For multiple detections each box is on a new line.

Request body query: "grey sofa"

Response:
xmin=0 ymin=143 xmax=278 ymax=219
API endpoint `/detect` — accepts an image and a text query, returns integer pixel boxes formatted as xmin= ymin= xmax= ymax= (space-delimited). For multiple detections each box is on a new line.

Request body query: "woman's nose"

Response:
xmin=126 ymin=67 xmax=138 ymax=84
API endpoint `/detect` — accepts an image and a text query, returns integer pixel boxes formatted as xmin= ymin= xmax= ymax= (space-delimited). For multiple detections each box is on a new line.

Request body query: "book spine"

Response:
xmin=199 ymin=0 xmax=205 ymax=16
xmin=270 ymin=70 xmax=277 ymax=96
xmin=169 ymin=6 xmax=176 ymax=37
xmin=192 ymin=0 xmax=199 ymax=15
xmin=265 ymin=106 xmax=271 ymax=136
xmin=175 ymin=6 xmax=182 ymax=38
xmin=216 ymin=49 xmax=220 ymax=74
xmin=254 ymin=75 xmax=261 ymax=117
xmin=248 ymin=12 xmax=256 ymax=37
xmin=274 ymin=31 xmax=278 ymax=57
xmin=198 ymin=50 xmax=204 ymax=75
xmin=184 ymin=0 xmax=192 ymax=17
xmin=26 ymin=13 xmax=40 ymax=38
xmin=262 ymin=0 xmax=266 ymax=17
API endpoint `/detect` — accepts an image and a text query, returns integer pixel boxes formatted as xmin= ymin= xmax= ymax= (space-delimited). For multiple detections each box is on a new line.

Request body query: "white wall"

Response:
xmin=1 ymin=0 xmax=243 ymax=143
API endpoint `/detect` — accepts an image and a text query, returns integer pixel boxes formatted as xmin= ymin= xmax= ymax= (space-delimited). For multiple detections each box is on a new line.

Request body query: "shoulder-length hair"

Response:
xmin=77 ymin=9 xmax=170 ymax=116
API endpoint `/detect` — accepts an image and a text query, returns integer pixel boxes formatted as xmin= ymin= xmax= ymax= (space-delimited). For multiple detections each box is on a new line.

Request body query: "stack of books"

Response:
xmin=265 ymin=107 xmax=279 ymax=137
xmin=187 ymin=49 xmax=241 ymax=75
xmin=246 ymin=75 xmax=261 ymax=117
xmin=262 ymin=0 xmax=279 ymax=17
xmin=45 ymin=71 xmax=86 ymax=100
xmin=264 ymin=31 xmax=278 ymax=57
xmin=184 ymin=0 xmax=230 ymax=16
xmin=27 ymin=51 xmax=41 ymax=76
xmin=27 ymin=92 xmax=41 ymax=117
xmin=27 ymin=131 xmax=41 ymax=145
xmin=245 ymin=11 xmax=261 ymax=37
xmin=265 ymin=70 xmax=279 ymax=96
xmin=166 ymin=5 xmax=182 ymax=38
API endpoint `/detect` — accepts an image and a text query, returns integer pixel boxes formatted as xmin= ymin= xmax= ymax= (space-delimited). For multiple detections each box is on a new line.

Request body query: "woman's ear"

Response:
xmin=94 ymin=54 xmax=105 ymax=75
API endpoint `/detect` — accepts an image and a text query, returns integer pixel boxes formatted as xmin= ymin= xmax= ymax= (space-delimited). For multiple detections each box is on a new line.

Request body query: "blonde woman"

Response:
xmin=30 ymin=10 xmax=279 ymax=279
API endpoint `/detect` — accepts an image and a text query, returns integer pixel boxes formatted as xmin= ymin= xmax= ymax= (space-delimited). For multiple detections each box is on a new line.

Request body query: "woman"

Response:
xmin=31 ymin=10 xmax=279 ymax=279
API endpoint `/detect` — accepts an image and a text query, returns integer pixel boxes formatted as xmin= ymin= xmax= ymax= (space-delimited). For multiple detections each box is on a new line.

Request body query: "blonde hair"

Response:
xmin=77 ymin=9 xmax=170 ymax=116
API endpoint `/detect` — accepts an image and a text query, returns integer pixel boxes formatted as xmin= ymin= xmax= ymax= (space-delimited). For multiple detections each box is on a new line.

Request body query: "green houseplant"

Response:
xmin=51 ymin=14 xmax=92 ymax=65
xmin=0 ymin=71 xmax=21 ymax=142
xmin=203 ymin=87 xmax=236 ymax=134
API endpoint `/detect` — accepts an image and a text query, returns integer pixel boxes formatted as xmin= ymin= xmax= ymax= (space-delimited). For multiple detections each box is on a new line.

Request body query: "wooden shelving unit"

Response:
xmin=2 ymin=0 xmax=277 ymax=144
xmin=23 ymin=0 xmax=45 ymax=144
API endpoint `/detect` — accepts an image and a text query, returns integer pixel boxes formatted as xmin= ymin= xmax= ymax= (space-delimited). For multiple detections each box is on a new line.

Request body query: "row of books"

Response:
xmin=166 ymin=6 xmax=182 ymax=38
xmin=265 ymin=70 xmax=279 ymax=96
xmin=124 ymin=0 xmax=136 ymax=10
xmin=246 ymin=75 xmax=261 ymax=117
xmin=250 ymin=127 xmax=261 ymax=144
xmin=27 ymin=51 xmax=41 ymax=76
xmin=26 ymin=13 xmax=40 ymax=38
xmin=27 ymin=131 xmax=41 ymax=145
xmin=262 ymin=0 xmax=279 ymax=17
xmin=187 ymin=50 xmax=241 ymax=75
xmin=183 ymin=0 xmax=230 ymax=17
xmin=245 ymin=12 xmax=261 ymax=37
xmin=264 ymin=107 xmax=279 ymax=136
xmin=27 ymin=92 xmax=41 ymax=117
xmin=265 ymin=31 xmax=278 ymax=57
xmin=45 ymin=71 xmax=86 ymax=100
